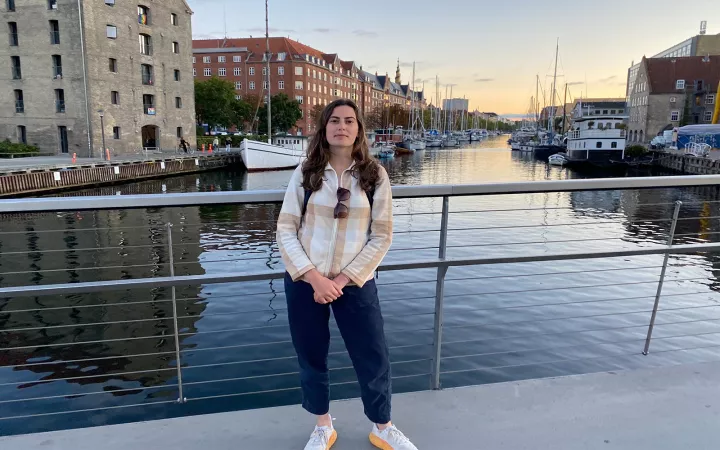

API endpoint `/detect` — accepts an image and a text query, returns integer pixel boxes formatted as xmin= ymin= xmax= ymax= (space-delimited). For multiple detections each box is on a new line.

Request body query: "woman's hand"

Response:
xmin=305 ymin=270 xmax=343 ymax=304
xmin=333 ymin=273 xmax=351 ymax=289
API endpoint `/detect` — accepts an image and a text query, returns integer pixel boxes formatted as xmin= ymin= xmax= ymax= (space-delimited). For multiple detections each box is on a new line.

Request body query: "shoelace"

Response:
xmin=309 ymin=428 xmax=330 ymax=446
xmin=386 ymin=426 xmax=412 ymax=444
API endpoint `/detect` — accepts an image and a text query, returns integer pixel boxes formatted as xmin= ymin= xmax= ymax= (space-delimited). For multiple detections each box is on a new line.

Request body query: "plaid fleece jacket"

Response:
xmin=276 ymin=162 xmax=393 ymax=287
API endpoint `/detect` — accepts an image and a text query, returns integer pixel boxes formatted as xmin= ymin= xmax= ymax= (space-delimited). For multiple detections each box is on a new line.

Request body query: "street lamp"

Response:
xmin=98 ymin=110 xmax=106 ymax=161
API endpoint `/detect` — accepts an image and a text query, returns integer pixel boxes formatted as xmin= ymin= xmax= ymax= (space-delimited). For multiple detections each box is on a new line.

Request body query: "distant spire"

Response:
xmin=395 ymin=58 xmax=401 ymax=84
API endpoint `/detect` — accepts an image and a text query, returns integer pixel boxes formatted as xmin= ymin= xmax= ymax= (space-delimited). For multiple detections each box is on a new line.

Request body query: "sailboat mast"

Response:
xmin=561 ymin=83 xmax=568 ymax=135
xmin=265 ymin=0 xmax=272 ymax=143
xmin=548 ymin=38 xmax=559 ymax=135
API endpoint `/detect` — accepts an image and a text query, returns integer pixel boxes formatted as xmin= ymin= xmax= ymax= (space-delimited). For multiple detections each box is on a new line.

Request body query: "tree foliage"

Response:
xmin=194 ymin=78 xmax=237 ymax=128
xmin=257 ymin=93 xmax=303 ymax=134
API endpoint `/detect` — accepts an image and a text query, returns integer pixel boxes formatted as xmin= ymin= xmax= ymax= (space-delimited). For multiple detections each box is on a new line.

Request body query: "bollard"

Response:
xmin=209 ymin=144 xmax=213 ymax=152
xmin=201 ymin=144 xmax=205 ymax=153
xmin=106 ymin=149 xmax=111 ymax=161
xmin=72 ymin=153 xmax=76 ymax=163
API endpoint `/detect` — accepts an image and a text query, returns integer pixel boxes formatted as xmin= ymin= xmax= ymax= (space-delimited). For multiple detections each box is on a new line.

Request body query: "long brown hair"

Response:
xmin=302 ymin=99 xmax=379 ymax=192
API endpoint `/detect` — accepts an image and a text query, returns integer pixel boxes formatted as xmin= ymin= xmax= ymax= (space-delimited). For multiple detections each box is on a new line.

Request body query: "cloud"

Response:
xmin=247 ymin=27 xmax=297 ymax=34
xmin=567 ymin=81 xmax=584 ymax=86
xmin=474 ymin=78 xmax=494 ymax=83
xmin=312 ymin=28 xmax=334 ymax=33
xmin=353 ymin=29 xmax=378 ymax=38
xmin=598 ymin=75 xmax=618 ymax=83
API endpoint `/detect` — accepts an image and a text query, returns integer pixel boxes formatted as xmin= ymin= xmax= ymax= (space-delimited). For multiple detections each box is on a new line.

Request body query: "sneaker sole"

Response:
xmin=369 ymin=433 xmax=393 ymax=450
xmin=326 ymin=430 xmax=338 ymax=449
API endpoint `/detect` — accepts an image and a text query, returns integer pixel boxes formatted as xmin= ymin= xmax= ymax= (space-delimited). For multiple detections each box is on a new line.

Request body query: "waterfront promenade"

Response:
xmin=2 ymin=361 xmax=718 ymax=449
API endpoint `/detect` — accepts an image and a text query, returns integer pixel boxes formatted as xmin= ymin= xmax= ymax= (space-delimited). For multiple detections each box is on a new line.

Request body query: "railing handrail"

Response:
xmin=2 ymin=174 xmax=720 ymax=213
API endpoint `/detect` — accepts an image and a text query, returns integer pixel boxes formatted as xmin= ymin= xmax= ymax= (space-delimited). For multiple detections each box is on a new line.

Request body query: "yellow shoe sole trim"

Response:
xmin=326 ymin=430 xmax=338 ymax=450
xmin=369 ymin=433 xmax=393 ymax=450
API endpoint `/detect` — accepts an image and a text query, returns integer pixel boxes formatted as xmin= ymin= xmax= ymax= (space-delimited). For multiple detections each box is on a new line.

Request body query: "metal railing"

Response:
xmin=2 ymin=175 xmax=720 ymax=427
xmin=568 ymin=129 xmax=627 ymax=139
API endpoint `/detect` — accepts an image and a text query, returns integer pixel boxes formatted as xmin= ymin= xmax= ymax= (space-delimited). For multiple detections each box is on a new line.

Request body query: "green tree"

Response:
xmin=365 ymin=106 xmax=385 ymax=130
xmin=257 ymin=93 xmax=303 ymax=134
xmin=194 ymin=77 xmax=237 ymax=128
xmin=232 ymin=98 xmax=254 ymax=132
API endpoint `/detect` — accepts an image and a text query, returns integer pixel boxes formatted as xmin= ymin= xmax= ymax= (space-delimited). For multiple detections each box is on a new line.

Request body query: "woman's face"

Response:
xmin=325 ymin=105 xmax=358 ymax=148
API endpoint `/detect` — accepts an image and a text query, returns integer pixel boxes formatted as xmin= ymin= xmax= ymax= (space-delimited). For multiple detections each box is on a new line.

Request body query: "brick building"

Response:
xmin=192 ymin=38 xmax=423 ymax=134
xmin=1 ymin=0 xmax=196 ymax=156
xmin=627 ymin=56 xmax=719 ymax=144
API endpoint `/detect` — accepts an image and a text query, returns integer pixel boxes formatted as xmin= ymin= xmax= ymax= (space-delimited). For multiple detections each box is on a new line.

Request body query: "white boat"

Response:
xmin=401 ymin=138 xmax=426 ymax=151
xmin=442 ymin=135 xmax=459 ymax=147
xmin=240 ymin=137 xmax=305 ymax=172
xmin=548 ymin=153 xmax=567 ymax=166
xmin=565 ymin=113 xmax=628 ymax=165
xmin=425 ymin=137 xmax=443 ymax=147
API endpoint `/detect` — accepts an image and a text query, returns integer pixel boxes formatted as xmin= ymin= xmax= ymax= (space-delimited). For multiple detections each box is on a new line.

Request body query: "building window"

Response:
xmin=17 ymin=126 xmax=26 ymax=144
xmin=203 ymin=56 xmax=210 ymax=63
xmin=295 ymin=95 xmax=303 ymax=104
xmin=172 ymin=42 xmax=179 ymax=53
xmin=6 ymin=0 xmax=15 ymax=11
xmin=233 ymin=67 xmax=241 ymax=76
xmin=113 ymin=126 xmax=121 ymax=139
xmin=249 ymin=81 xmax=255 ymax=90
xmin=263 ymin=81 xmax=268 ymax=90
xmin=279 ymin=80 xmax=284 ymax=89
xmin=705 ymin=111 xmax=714 ymax=122
xmin=106 ymin=25 xmax=117 ymax=39
xmin=595 ymin=141 xmax=602 ymax=149
xmin=176 ymin=127 xmax=183 ymax=138
xmin=143 ymin=94 xmax=155 ymax=114
xmin=55 ymin=89 xmax=65 ymax=113
xmin=295 ymin=66 xmax=303 ymax=76
xmin=11 ymin=55 xmax=21 ymax=79
xmin=218 ymin=67 xmax=226 ymax=77
xmin=138 ymin=34 xmax=152 ymax=55
xmin=192 ymin=56 xmax=196 ymax=63
xmin=203 ymin=68 xmax=211 ymax=76
xmin=171 ymin=13 xmax=178 ymax=26
xmin=611 ymin=142 xmax=618 ymax=149
xmin=618 ymin=109 xmax=624 ymax=114
xmin=670 ymin=111 xmax=680 ymax=121
xmin=262 ymin=67 xmax=267 ymax=76
xmin=52 ymin=54 xmax=62 ymax=77
xmin=707 ymin=94 xmax=716 ymax=104
xmin=137 ymin=5 xmax=150 ymax=25
xmin=49 ymin=20 xmax=60 ymax=44
xmin=278 ymin=66 xmax=284 ymax=75
xmin=14 ymin=89 xmax=23 ymax=113
xmin=218 ymin=56 xmax=226 ymax=63
xmin=192 ymin=68 xmax=196 ymax=77
xmin=233 ymin=55 xmax=241 ymax=63
xmin=249 ymin=67 xmax=255 ymax=76
xmin=175 ymin=97 xmax=182 ymax=108
xmin=8 ymin=22 xmax=18 ymax=46
xmin=676 ymin=80 xmax=685 ymax=90
xmin=174 ymin=69 xmax=180 ymax=81
xmin=108 ymin=58 xmax=117 ymax=72
xmin=235 ymin=81 xmax=242 ymax=90
xmin=141 ymin=64 xmax=153 ymax=85
xmin=111 ymin=90 xmax=120 ymax=104
xmin=235 ymin=95 xmax=241 ymax=100
xmin=295 ymin=81 xmax=303 ymax=90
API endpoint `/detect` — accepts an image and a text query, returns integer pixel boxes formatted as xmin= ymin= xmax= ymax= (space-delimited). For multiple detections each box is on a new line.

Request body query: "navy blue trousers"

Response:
xmin=284 ymin=272 xmax=392 ymax=424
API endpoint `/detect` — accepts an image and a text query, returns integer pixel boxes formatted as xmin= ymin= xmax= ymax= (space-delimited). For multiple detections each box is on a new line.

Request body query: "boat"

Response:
xmin=240 ymin=3 xmax=304 ymax=172
xmin=565 ymin=112 xmax=628 ymax=167
xmin=548 ymin=153 xmax=567 ymax=166
xmin=240 ymin=137 xmax=305 ymax=171
xmin=377 ymin=148 xmax=395 ymax=158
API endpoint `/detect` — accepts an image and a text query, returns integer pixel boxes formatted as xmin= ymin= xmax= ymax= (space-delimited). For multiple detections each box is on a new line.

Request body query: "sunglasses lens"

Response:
xmin=334 ymin=203 xmax=349 ymax=219
xmin=337 ymin=188 xmax=351 ymax=202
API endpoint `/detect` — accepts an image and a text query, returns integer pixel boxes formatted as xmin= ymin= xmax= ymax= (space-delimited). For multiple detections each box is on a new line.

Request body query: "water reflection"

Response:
xmin=2 ymin=137 xmax=720 ymax=435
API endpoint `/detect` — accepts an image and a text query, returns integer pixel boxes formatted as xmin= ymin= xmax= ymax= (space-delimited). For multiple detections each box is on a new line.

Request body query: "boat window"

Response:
xmin=596 ymin=142 xmax=602 ymax=149
xmin=611 ymin=142 xmax=618 ymax=149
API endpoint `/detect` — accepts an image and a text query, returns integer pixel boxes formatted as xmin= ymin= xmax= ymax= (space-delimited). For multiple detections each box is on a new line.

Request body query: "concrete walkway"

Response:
xmin=2 ymin=361 xmax=719 ymax=449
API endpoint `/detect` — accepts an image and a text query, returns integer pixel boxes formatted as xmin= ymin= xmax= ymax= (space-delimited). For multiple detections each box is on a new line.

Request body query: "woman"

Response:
xmin=277 ymin=99 xmax=418 ymax=450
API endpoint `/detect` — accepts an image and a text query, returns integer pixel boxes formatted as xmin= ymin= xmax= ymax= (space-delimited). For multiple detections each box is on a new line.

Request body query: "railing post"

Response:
xmin=643 ymin=201 xmax=682 ymax=355
xmin=431 ymin=196 xmax=450 ymax=390
xmin=166 ymin=222 xmax=186 ymax=403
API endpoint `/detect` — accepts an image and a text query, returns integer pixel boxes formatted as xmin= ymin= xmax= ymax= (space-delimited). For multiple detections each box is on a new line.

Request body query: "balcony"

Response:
xmin=14 ymin=100 xmax=23 ymax=113
xmin=568 ymin=129 xmax=626 ymax=139
xmin=56 ymin=100 xmax=65 ymax=113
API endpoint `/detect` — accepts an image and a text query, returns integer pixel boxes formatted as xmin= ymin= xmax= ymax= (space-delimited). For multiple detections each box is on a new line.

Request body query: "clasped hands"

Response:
xmin=305 ymin=269 xmax=350 ymax=304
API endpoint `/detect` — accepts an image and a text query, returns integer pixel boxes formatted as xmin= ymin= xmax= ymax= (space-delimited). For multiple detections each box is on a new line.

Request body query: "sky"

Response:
xmin=187 ymin=0 xmax=720 ymax=118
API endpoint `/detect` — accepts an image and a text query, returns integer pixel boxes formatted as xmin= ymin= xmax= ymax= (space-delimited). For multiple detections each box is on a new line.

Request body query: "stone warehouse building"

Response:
xmin=627 ymin=55 xmax=719 ymax=144
xmin=1 ymin=0 xmax=195 ymax=156
xmin=192 ymin=37 xmax=424 ymax=134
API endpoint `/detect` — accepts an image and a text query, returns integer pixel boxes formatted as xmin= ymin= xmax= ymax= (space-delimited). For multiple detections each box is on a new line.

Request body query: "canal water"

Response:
xmin=2 ymin=136 xmax=720 ymax=435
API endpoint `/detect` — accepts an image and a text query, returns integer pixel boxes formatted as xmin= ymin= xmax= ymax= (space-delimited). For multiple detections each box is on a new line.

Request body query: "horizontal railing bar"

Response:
xmin=444 ymin=236 xmax=633 ymax=249
xmin=0 ymin=367 xmax=177 ymax=388
xmin=0 ymin=244 xmax=165 ymax=257
xmin=0 ymin=224 xmax=164 ymax=235
xmin=675 ymin=231 xmax=720 ymax=238
xmin=1 ymin=333 xmax=171 ymax=352
xmin=177 ymin=219 xmax=280 ymax=227
xmin=677 ymin=215 xmax=720 ymax=221
xmin=445 ymin=220 xmax=668 ymax=232
xmin=175 ymin=255 xmax=282 ymax=265
xmin=2 ymin=242 xmax=719 ymax=298
xmin=0 ymin=383 xmax=179 ymax=405
xmin=3 ymin=175 xmax=720 ymax=213
xmin=180 ymin=339 xmax=294 ymax=353
xmin=179 ymin=323 xmax=434 ymax=338
xmin=449 ymin=206 xmax=575 ymax=214
xmin=0 ymin=350 xmax=177 ymax=370
xmin=0 ymin=298 xmax=174 ymax=315
xmin=180 ymin=341 xmax=431 ymax=357
xmin=0 ymin=262 xmax=170 ymax=277
xmin=0 ymin=399 xmax=179 ymax=422
xmin=0 ymin=316 xmax=175 ymax=334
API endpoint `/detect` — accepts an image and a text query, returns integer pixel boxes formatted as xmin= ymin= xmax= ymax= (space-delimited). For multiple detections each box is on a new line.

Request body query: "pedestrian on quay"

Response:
xmin=213 ymin=135 xmax=219 ymax=151
xmin=277 ymin=99 xmax=418 ymax=450
xmin=179 ymin=137 xmax=189 ymax=153
xmin=225 ymin=136 xmax=232 ymax=152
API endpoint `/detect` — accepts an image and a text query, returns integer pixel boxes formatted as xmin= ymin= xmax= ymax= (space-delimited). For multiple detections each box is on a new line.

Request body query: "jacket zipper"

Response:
xmin=324 ymin=168 xmax=343 ymax=277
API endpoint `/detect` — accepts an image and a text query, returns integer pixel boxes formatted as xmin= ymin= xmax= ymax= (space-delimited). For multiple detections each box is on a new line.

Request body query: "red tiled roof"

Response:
xmin=192 ymin=37 xmax=324 ymax=58
xmin=645 ymin=55 xmax=720 ymax=94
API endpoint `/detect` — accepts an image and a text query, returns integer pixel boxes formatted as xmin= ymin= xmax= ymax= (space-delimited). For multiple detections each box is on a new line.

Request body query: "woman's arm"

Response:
xmin=340 ymin=167 xmax=393 ymax=287
xmin=276 ymin=167 xmax=316 ymax=281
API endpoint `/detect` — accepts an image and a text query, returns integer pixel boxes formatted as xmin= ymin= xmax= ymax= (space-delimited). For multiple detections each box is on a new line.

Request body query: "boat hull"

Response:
xmin=533 ymin=144 xmax=565 ymax=160
xmin=240 ymin=139 xmax=304 ymax=172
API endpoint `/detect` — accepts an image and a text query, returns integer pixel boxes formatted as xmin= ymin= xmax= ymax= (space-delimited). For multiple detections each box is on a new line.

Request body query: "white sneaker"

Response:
xmin=304 ymin=424 xmax=337 ymax=450
xmin=369 ymin=424 xmax=418 ymax=450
